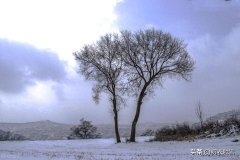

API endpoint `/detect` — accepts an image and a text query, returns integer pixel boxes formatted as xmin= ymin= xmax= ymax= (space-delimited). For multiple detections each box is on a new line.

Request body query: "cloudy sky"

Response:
xmin=0 ymin=0 xmax=239 ymax=124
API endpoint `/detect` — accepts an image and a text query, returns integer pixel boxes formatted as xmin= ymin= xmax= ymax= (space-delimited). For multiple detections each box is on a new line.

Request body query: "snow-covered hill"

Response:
xmin=206 ymin=110 xmax=240 ymax=123
xmin=0 ymin=120 xmax=72 ymax=140
xmin=1 ymin=109 xmax=239 ymax=141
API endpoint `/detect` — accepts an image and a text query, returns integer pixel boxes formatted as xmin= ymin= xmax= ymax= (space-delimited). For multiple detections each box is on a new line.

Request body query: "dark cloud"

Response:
xmin=0 ymin=39 xmax=66 ymax=93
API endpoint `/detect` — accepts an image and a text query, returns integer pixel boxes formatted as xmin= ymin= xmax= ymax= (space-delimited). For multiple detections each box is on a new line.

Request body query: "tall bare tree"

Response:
xmin=195 ymin=101 xmax=204 ymax=128
xmin=74 ymin=34 xmax=124 ymax=143
xmin=120 ymin=28 xmax=194 ymax=142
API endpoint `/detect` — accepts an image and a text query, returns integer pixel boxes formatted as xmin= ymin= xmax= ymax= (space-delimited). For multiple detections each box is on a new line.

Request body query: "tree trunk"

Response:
xmin=114 ymin=111 xmax=121 ymax=143
xmin=112 ymin=96 xmax=121 ymax=143
xmin=129 ymin=84 xmax=148 ymax=142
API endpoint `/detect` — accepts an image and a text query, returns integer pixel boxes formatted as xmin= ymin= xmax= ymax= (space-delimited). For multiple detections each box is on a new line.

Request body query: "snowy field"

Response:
xmin=0 ymin=136 xmax=239 ymax=160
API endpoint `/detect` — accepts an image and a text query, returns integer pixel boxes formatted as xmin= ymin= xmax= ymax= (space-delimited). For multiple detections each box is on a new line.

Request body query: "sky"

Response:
xmin=0 ymin=0 xmax=239 ymax=124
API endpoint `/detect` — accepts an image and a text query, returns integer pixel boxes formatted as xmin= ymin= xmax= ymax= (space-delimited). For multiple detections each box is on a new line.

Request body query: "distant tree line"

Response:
xmin=0 ymin=130 xmax=27 ymax=141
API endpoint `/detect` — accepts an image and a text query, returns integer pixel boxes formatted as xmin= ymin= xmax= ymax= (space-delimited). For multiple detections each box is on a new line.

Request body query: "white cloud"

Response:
xmin=0 ymin=0 xmax=121 ymax=65
xmin=0 ymin=0 xmax=122 ymax=123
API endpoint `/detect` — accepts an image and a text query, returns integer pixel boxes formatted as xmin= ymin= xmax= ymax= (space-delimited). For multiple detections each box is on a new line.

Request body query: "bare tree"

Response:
xmin=74 ymin=34 xmax=125 ymax=143
xmin=120 ymin=28 xmax=194 ymax=142
xmin=195 ymin=101 xmax=204 ymax=128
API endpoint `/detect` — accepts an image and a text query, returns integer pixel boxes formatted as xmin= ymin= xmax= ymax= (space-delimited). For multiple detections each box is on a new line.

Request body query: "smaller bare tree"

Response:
xmin=74 ymin=34 xmax=125 ymax=143
xmin=195 ymin=101 xmax=204 ymax=128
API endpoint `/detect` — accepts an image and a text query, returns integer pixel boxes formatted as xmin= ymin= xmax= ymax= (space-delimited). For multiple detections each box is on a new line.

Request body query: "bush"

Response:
xmin=155 ymin=126 xmax=176 ymax=136
xmin=141 ymin=129 xmax=155 ymax=136
xmin=68 ymin=118 xmax=101 ymax=139
xmin=0 ymin=130 xmax=27 ymax=141
xmin=154 ymin=123 xmax=196 ymax=141
xmin=175 ymin=123 xmax=193 ymax=136
xmin=224 ymin=115 xmax=240 ymax=128
xmin=202 ymin=121 xmax=221 ymax=134
xmin=200 ymin=116 xmax=240 ymax=136
xmin=153 ymin=115 xmax=240 ymax=142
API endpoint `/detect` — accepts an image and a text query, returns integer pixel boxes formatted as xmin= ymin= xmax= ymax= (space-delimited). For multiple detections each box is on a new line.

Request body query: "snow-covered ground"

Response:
xmin=0 ymin=136 xmax=239 ymax=160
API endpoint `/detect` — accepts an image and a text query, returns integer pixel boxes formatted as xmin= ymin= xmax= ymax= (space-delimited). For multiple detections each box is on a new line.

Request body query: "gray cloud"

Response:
xmin=0 ymin=39 xmax=66 ymax=93
xmin=114 ymin=0 xmax=240 ymax=123
xmin=117 ymin=0 xmax=240 ymax=39
xmin=156 ymin=0 xmax=240 ymax=38
xmin=140 ymin=24 xmax=240 ymax=123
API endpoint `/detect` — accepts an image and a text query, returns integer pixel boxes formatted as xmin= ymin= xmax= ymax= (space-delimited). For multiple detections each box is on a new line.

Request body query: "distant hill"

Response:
xmin=0 ymin=120 xmax=168 ymax=140
xmin=0 ymin=120 xmax=72 ymax=140
xmin=206 ymin=109 xmax=240 ymax=122
xmin=3 ymin=109 xmax=239 ymax=141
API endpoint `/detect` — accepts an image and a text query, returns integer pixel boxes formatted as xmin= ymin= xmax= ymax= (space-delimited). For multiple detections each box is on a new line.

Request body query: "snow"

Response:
xmin=0 ymin=136 xmax=239 ymax=160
